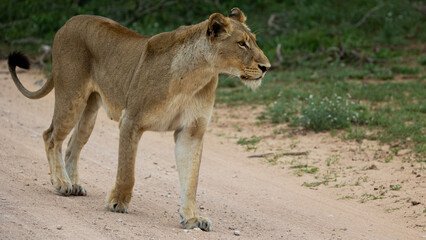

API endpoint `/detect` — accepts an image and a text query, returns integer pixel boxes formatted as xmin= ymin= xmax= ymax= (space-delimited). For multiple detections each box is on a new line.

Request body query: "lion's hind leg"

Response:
xmin=43 ymin=88 xmax=91 ymax=196
xmin=64 ymin=93 xmax=101 ymax=196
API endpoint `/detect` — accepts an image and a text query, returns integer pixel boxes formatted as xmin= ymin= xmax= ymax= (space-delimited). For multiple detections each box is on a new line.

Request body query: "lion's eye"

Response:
xmin=238 ymin=41 xmax=248 ymax=48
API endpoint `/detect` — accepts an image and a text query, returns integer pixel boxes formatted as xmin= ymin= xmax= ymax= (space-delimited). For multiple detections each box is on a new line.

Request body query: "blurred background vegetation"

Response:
xmin=1 ymin=0 xmax=425 ymax=155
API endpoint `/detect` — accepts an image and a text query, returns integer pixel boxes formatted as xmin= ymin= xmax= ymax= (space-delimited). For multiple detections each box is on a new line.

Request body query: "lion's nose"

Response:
xmin=258 ymin=64 xmax=270 ymax=73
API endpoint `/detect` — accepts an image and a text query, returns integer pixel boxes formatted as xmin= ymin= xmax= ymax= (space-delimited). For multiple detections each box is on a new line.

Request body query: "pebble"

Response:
xmin=56 ymin=225 xmax=62 ymax=230
xmin=199 ymin=205 xmax=205 ymax=210
xmin=183 ymin=229 xmax=190 ymax=233
xmin=229 ymin=225 xmax=236 ymax=230
xmin=117 ymin=218 xmax=123 ymax=222
xmin=234 ymin=230 xmax=241 ymax=236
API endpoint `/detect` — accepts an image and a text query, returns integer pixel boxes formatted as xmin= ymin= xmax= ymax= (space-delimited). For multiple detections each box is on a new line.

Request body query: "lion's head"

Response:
xmin=207 ymin=8 xmax=271 ymax=89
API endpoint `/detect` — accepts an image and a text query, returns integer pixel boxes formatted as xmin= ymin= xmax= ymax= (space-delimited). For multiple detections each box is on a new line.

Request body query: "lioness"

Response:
xmin=8 ymin=8 xmax=270 ymax=231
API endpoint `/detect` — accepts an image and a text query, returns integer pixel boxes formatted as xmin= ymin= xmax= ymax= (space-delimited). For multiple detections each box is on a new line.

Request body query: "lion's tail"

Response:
xmin=8 ymin=52 xmax=54 ymax=99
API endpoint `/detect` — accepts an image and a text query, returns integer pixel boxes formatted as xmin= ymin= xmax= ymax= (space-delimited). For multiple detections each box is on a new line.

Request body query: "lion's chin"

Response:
xmin=241 ymin=78 xmax=262 ymax=90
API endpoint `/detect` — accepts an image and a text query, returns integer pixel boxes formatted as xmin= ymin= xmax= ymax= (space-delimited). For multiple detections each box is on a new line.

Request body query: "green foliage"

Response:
xmin=391 ymin=65 xmax=420 ymax=75
xmin=237 ymin=136 xmax=261 ymax=150
xmin=218 ymin=66 xmax=425 ymax=152
xmin=1 ymin=0 xmax=425 ymax=62
xmin=291 ymin=164 xmax=319 ymax=175
xmin=296 ymin=95 xmax=368 ymax=132
xmin=237 ymin=136 xmax=260 ymax=145
xmin=417 ymin=55 xmax=426 ymax=66
xmin=390 ymin=184 xmax=402 ymax=191
xmin=268 ymin=101 xmax=298 ymax=124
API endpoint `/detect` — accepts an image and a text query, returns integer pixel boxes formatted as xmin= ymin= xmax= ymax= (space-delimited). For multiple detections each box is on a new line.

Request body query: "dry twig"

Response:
xmin=11 ymin=37 xmax=42 ymax=45
xmin=354 ymin=1 xmax=385 ymax=28
xmin=248 ymin=151 xmax=308 ymax=158
xmin=272 ymin=43 xmax=284 ymax=68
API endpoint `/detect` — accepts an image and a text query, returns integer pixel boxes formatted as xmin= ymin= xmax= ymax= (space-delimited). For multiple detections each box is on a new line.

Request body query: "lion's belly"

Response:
xmin=93 ymin=86 xmax=125 ymax=122
xmin=143 ymin=94 xmax=212 ymax=132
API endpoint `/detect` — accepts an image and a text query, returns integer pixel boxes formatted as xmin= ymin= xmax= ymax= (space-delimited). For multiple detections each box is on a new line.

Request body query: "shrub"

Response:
xmin=268 ymin=101 xmax=299 ymax=123
xmin=296 ymin=94 xmax=368 ymax=131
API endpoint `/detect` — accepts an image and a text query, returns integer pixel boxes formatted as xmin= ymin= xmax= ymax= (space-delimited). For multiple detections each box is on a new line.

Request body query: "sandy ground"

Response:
xmin=0 ymin=61 xmax=424 ymax=239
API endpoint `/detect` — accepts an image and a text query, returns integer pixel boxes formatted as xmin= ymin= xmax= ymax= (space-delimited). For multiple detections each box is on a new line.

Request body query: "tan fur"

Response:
xmin=8 ymin=8 xmax=270 ymax=231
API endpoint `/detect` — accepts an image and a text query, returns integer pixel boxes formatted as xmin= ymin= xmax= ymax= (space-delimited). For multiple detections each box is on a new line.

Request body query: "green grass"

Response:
xmin=302 ymin=181 xmax=324 ymax=188
xmin=390 ymin=184 xmax=402 ymax=191
xmin=237 ymin=136 xmax=261 ymax=150
xmin=391 ymin=65 xmax=420 ymax=75
xmin=338 ymin=195 xmax=354 ymax=200
xmin=360 ymin=193 xmax=380 ymax=203
xmin=326 ymin=155 xmax=340 ymax=166
xmin=290 ymin=164 xmax=319 ymax=175
xmin=217 ymin=60 xmax=425 ymax=154
xmin=417 ymin=55 xmax=426 ymax=66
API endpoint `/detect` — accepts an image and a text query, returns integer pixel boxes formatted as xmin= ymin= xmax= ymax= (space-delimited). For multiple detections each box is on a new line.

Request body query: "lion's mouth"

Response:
xmin=239 ymin=75 xmax=262 ymax=81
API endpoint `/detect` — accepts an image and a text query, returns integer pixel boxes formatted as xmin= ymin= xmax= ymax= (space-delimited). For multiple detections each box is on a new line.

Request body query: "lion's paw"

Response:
xmin=51 ymin=175 xmax=73 ymax=196
xmin=105 ymin=188 xmax=132 ymax=213
xmin=71 ymin=184 xmax=87 ymax=196
xmin=180 ymin=216 xmax=212 ymax=232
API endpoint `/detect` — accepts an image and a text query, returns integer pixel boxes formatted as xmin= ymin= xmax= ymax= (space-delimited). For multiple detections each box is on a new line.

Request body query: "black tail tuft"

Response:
xmin=8 ymin=52 xmax=30 ymax=70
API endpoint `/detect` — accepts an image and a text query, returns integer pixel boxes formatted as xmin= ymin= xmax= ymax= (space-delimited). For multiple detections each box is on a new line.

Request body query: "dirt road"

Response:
xmin=0 ymin=61 xmax=422 ymax=239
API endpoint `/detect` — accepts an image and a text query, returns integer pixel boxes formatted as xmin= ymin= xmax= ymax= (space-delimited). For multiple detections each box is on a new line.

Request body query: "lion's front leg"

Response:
xmin=106 ymin=116 xmax=143 ymax=213
xmin=174 ymin=119 xmax=212 ymax=231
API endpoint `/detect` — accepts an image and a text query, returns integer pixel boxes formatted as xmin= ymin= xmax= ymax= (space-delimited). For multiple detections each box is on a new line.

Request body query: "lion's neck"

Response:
xmin=170 ymin=22 xmax=217 ymax=78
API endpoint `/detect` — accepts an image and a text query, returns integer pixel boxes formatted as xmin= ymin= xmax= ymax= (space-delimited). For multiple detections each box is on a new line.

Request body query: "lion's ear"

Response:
xmin=207 ymin=13 xmax=231 ymax=40
xmin=229 ymin=7 xmax=246 ymax=23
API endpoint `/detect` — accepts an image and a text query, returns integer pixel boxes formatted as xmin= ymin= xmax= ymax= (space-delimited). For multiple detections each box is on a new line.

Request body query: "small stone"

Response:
xmin=34 ymin=80 xmax=44 ymax=86
xmin=234 ymin=230 xmax=241 ymax=236
xmin=193 ymin=227 xmax=201 ymax=231
xmin=117 ymin=218 xmax=122 ymax=222
xmin=183 ymin=229 xmax=190 ymax=233
xmin=166 ymin=194 xmax=172 ymax=198
xmin=411 ymin=201 xmax=421 ymax=206
xmin=199 ymin=205 xmax=205 ymax=210
xmin=229 ymin=225 xmax=236 ymax=230
xmin=56 ymin=225 xmax=62 ymax=230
